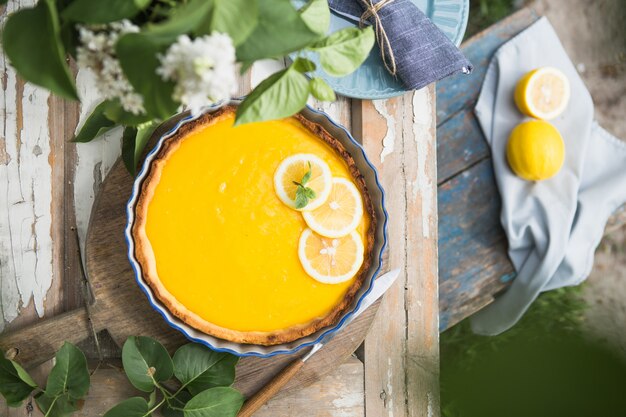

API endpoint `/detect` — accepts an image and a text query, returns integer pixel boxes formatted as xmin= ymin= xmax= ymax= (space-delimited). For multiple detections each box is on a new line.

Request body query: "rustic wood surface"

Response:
xmin=435 ymin=7 xmax=626 ymax=331
xmin=0 ymin=3 xmax=441 ymax=413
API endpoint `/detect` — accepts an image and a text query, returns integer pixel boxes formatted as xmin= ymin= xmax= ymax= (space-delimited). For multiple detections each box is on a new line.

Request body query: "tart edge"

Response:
xmin=131 ymin=106 xmax=377 ymax=346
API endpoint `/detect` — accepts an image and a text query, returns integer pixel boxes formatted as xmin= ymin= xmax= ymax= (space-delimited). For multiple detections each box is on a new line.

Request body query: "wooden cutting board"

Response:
xmin=0 ymin=118 xmax=381 ymax=397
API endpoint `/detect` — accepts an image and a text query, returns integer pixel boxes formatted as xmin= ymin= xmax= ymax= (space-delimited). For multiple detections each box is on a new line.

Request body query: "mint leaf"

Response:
xmin=295 ymin=187 xmax=309 ymax=209
xmin=301 ymin=162 xmax=313 ymax=185
xmin=309 ymin=26 xmax=375 ymax=76
xmin=122 ymin=336 xmax=174 ymax=392
xmin=45 ymin=342 xmax=89 ymax=400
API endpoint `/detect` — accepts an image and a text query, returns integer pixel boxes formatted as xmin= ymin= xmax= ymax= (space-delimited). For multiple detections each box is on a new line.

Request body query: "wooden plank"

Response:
xmin=437 ymin=158 xmax=512 ymax=331
xmin=436 ymin=8 xmax=539 ymax=125
xmin=0 ymin=0 xmax=65 ymax=333
xmin=354 ymin=86 xmax=439 ymax=417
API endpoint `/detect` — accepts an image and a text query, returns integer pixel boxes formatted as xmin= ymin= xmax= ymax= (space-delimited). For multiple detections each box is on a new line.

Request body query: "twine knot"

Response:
xmin=359 ymin=0 xmax=397 ymax=76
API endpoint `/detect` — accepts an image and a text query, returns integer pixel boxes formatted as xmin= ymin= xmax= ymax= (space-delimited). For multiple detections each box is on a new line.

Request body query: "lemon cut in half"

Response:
xmin=274 ymin=153 xmax=332 ymax=211
xmin=298 ymin=228 xmax=365 ymax=284
xmin=302 ymin=177 xmax=364 ymax=238
xmin=514 ymin=67 xmax=571 ymax=120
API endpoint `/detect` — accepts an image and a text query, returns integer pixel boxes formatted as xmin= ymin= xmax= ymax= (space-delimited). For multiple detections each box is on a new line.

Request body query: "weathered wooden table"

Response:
xmin=0 ymin=2 xmax=440 ymax=416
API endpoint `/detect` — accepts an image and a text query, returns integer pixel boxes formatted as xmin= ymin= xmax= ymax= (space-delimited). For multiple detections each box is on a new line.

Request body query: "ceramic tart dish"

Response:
xmin=125 ymin=100 xmax=388 ymax=357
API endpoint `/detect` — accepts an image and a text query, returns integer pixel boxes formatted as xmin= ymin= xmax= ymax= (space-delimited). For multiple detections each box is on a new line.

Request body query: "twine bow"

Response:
xmin=359 ymin=0 xmax=397 ymax=76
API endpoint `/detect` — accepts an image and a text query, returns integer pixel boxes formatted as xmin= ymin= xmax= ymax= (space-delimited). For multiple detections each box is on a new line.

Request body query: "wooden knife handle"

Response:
xmin=0 ymin=308 xmax=92 ymax=369
xmin=237 ymin=358 xmax=305 ymax=417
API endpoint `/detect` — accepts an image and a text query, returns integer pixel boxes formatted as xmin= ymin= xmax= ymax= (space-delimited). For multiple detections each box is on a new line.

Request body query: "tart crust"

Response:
xmin=132 ymin=106 xmax=376 ymax=345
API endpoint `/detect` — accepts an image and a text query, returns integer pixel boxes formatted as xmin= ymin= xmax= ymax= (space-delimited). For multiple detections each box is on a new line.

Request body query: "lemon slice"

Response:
xmin=302 ymin=177 xmax=364 ymax=238
xmin=298 ymin=228 xmax=365 ymax=284
xmin=514 ymin=67 xmax=570 ymax=120
xmin=274 ymin=154 xmax=332 ymax=211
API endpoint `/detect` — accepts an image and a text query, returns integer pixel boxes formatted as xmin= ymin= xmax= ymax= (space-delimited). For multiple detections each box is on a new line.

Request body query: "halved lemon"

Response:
xmin=302 ymin=177 xmax=364 ymax=238
xmin=274 ymin=154 xmax=332 ymax=211
xmin=514 ymin=67 xmax=570 ymax=120
xmin=298 ymin=228 xmax=364 ymax=284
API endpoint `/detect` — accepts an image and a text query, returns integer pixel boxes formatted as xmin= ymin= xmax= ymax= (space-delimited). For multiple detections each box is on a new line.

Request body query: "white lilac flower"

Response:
xmin=157 ymin=33 xmax=237 ymax=115
xmin=76 ymin=20 xmax=145 ymax=115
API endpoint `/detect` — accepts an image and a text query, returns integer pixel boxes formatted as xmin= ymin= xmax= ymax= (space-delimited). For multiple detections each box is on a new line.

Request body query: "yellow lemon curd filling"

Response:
xmin=145 ymin=114 xmax=369 ymax=332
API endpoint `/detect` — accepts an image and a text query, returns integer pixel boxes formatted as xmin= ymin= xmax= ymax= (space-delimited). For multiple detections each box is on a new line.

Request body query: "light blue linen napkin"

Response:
xmin=472 ymin=17 xmax=626 ymax=335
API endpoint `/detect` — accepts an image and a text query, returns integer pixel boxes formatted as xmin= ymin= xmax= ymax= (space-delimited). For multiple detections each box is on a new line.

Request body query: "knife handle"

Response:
xmin=237 ymin=358 xmax=305 ymax=417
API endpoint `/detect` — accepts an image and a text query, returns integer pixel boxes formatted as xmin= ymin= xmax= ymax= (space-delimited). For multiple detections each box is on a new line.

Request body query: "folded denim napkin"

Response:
xmin=328 ymin=0 xmax=472 ymax=90
xmin=472 ymin=17 xmax=626 ymax=335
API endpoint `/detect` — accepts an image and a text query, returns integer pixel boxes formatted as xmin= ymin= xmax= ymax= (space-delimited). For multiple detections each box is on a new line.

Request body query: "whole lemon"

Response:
xmin=506 ymin=120 xmax=565 ymax=181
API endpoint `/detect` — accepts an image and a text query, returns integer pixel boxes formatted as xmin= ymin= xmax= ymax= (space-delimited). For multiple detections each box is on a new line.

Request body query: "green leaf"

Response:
xmin=103 ymin=100 xmax=153 ymax=127
xmin=309 ymin=27 xmax=375 ymax=76
xmin=122 ymin=121 xmax=160 ymax=176
xmin=236 ymin=0 xmax=321 ymax=63
xmin=2 ymin=0 xmax=78 ymax=100
xmin=122 ymin=336 xmax=174 ymax=392
xmin=235 ymin=60 xmax=310 ymax=125
xmin=35 ymin=393 xmax=78 ymax=417
xmin=162 ymin=390 xmax=192 ymax=417
xmin=173 ymin=344 xmax=238 ymax=395
xmin=300 ymin=0 xmax=330 ymax=35
xmin=292 ymin=57 xmax=316 ymax=73
xmin=45 ymin=342 xmax=89 ymax=400
xmin=73 ymin=101 xmax=117 ymax=143
xmin=196 ymin=0 xmax=259 ymax=46
xmin=62 ymin=0 xmax=151 ymax=24
xmin=295 ymin=188 xmax=308 ymax=209
xmin=103 ymin=397 xmax=151 ymax=417
xmin=116 ymin=32 xmax=179 ymax=119
xmin=0 ymin=355 xmax=37 ymax=407
xmin=301 ymin=162 xmax=313 ymax=185
xmin=310 ymin=77 xmax=336 ymax=101
xmin=183 ymin=387 xmax=244 ymax=417
xmin=147 ymin=390 xmax=157 ymax=408
xmin=146 ymin=0 xmax=214 ymax=38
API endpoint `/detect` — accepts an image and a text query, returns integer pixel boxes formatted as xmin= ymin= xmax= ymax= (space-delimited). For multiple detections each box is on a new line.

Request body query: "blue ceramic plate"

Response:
xmin=125 ymin=100 xmax=389 ymax=357
xmin=295 ymin=0 xmax=469 ymax=99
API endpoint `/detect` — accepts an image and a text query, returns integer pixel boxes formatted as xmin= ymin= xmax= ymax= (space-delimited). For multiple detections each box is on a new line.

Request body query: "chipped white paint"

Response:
xmin=412 ymin=88 xmax=435 ymax=238
xmin=374 ymin=100 xmax=396 ymax=163
xmin=73 ymin=69 xmax=122 ymax=251
xmin=0 ymin=0 xmax=54 ymax=328
xmin=427 ymin=392 xmax=434 ymax=417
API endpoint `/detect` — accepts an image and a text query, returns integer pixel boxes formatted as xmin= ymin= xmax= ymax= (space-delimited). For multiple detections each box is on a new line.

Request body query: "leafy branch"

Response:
xmin=0 ymin=337 xmax=242 ymax=417
xmin=1 ymin=0 xmax=375 ymax=175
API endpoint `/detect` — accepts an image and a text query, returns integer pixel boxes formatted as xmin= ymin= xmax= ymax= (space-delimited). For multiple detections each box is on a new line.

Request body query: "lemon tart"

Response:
xmin=132 ymin=106 xmax=375 ymax=345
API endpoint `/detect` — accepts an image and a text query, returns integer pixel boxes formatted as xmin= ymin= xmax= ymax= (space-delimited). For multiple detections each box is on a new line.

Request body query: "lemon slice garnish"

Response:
xmin=302 ymin=177 xmax=363 ymax=238
xmin=274 ymin=154 xmax=332 ymax=211
xmin=514 ymin=67 xmax=570 ymax=120
xmin=298 ymin=228 xmax=364 ymax=284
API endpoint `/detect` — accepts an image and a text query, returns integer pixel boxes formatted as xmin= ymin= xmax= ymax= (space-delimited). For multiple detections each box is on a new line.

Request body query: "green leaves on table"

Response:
xmin=196 ymin=0 xmax=259 ymax=46
xmin=110 ymin=338 xmax=241 ymax=417
xmin=300 ymin=0 xmax=331 ymax=35
xmin=122 ymin=336 xmax=174 ymax=392
xmin=309 ymin=27 xmax=376 ymax=76
xmin=72 ymin=101 xmax=117 ymax=143
xmin=310 ymin=77 xmax=336 ymax=101
xmin=0 ymin=341 xmax=90 ymax=416
xmin=2 ymin=0 xmax=78 ymax=100
xmin=0 ymin=354 xmax=37 ymax=406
